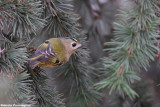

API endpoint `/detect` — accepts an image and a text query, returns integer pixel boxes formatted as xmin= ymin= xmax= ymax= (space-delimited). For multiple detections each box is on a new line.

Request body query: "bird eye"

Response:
xmin=72 ymin=43 xmax=77 ymax=47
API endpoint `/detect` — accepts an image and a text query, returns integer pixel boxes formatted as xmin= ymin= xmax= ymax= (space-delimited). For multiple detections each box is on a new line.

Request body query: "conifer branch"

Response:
xmin=28 ymin=67 xmax=65 ymax=107
xmin=0 ymin=0 xmax=65 ymax=106
xmin=0 ymin=0 xmax=45 ymax=39
xmin=39 ymin=0 xmax=102 ymax=106
xmin=95 ymin=0 xmax=160 ymax=99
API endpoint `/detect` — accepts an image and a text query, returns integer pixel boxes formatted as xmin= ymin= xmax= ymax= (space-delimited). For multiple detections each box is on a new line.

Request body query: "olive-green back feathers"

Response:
xmin=29 ymin=37 xmax=82 ymax=69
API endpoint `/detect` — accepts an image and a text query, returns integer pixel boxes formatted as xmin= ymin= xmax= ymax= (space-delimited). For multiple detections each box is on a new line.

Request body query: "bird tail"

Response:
xmin=29 ymin=53 xmax=44 ymax=69
xmin=29 ymin=59 xmax=40 ymax=69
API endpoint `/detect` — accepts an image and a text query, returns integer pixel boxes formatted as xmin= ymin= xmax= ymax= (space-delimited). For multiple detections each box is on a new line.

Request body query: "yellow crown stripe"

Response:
xmin=64 ymin=37 xmax=78 ymax=42
xmin=72 ymin=38 xmax=78 ymax=42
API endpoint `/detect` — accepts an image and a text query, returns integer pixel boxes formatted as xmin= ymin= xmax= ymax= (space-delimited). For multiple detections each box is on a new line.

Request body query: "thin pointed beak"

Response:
xmin=79 ymin=45 xmax=87 ymax=49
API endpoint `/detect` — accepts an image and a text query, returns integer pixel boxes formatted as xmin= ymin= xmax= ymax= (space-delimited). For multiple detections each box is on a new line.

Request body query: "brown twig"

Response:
xmin=47 ymin=1 xmax=69 ymax=37
xmin=16 ymin=63 xmax=20 ymax=75
xmin=117 ymin=64 xmax=124 ymax=75
xmin=0 ymin=8 xmax=12 ymax=18
xmin=127 ymin=45 xmax=132 ymax=56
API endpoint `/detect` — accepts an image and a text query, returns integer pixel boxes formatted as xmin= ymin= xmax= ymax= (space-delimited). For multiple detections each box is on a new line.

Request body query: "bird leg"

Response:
xmin=27 ymin=46 xmax=36 ymax=53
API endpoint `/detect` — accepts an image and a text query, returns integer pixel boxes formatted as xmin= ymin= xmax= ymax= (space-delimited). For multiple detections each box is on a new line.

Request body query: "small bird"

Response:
xmin=29 ymin=37 xmax=86 ymax=69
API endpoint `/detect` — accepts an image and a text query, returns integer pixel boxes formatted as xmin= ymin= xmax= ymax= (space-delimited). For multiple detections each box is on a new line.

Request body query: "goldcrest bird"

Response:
xmin=29 ymin=37 xmax=86 ymax=69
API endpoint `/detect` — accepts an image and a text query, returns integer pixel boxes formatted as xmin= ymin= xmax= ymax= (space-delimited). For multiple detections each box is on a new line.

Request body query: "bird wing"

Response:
xmin=29 ymin=42 xmax=58 ymax=69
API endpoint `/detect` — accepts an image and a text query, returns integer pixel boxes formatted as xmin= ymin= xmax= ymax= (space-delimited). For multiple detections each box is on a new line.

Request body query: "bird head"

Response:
xmin=60 ymin=37 xmax=87 ymax=55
